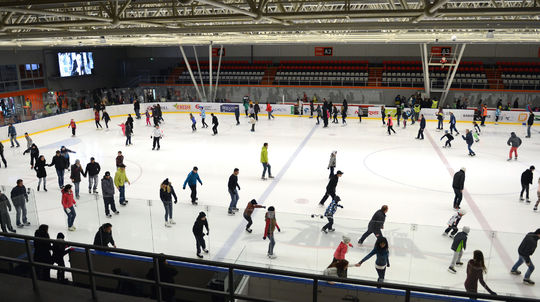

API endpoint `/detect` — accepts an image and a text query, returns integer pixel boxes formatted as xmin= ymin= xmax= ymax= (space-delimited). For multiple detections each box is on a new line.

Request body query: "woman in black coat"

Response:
xmin=34 ymin=224 xmax=53 ymax=281
xmin=34 ymin=155 xmax=48 ymax=192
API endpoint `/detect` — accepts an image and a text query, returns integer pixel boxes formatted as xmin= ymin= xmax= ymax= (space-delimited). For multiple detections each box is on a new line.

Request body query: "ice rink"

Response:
xmin=1 ymin=110 xmax=539 ymax=299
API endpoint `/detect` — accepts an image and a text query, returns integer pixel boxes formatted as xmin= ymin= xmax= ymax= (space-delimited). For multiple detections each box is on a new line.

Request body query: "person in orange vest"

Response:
xmin=480 ymin=104 xmax=488 ymax=127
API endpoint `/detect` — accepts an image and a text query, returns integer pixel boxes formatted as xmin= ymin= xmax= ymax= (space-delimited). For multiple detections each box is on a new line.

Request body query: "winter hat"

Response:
xmin=534 ymin=229 xmax=540 ymax=235
xmin=75 ymin=159 xmax=80 ymax=164
xmin=334 ymin=196 xmax=341 ymax=202
xmin=162 ymin=178 xmax=170 ymax=185
xmin=336 ymin=170 xmax=344 ymax=175
xmin=250 ymin=199 xmax=258 ymax=205
xmin=458 ymin=209 xmax=466 ymax=216
xmin=342 ymin=236 xmax=351 ymax=244
xmin=90 ymin=157 xmax=95 ymax=161
xmin=445 ymin=130 xmax=449 ymax=134
xmin=460 ymin=167 xmax=466 ymax=172
xmin=531 ymin=166 xmax=535 ymax=171
xmin=332 ymin=151 xmax=337 ymax=155
xmin=268 ymin=206 xmax=275 ymax=212
xmin=462 ymin=226 xmax=470 ymax=234
xmin=57 ymin=232 xmax=65 ymax=239
xmin=198 ymin=211 xmax=206 ymax=218
xmin=105 ymin=171 xmax=110 ymax=177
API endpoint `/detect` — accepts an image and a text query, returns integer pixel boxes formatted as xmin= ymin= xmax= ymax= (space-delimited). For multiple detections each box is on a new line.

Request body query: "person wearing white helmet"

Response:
xmin=443 ymin=209 xmax=467 ymax=238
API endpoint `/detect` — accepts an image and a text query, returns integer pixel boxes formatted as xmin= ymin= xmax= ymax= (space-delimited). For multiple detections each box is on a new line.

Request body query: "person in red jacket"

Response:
xmin=331 ymin=236 xmax=353 ymax=277
xmin=387 ymin=114 xmax=396 ymax=135
xmin=266 ymin=102 xmax=275 ymax=120
xmin=263 ymin=206 xmax=281 ymax=259
xmin=61 ymin=184 xmax=77 ymax=231
xmin=68 ymin=119 xmax=77 ymax=136
xmin=94 ymin=110 xmax=102 ymax=129
xmin=480 ymin=104 xmax=488 ymax=126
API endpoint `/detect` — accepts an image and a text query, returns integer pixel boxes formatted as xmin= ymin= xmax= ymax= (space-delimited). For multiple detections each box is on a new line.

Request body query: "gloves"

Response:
xmin=277 ymin=228 xmax=281 ymax=232
xmin=183 ymin=186 xmax=186 ymax=190
xmin=263 ymin=236 xmax=266 ymax=240
xmin=174 ymin=200 xmax=177 ymax=204
xmin=206 ymin=232 xmax=209 ymax=236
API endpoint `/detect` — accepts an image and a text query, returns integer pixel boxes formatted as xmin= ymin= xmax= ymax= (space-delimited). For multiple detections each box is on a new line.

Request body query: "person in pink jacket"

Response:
xmin=328 ymin=236 xmax=353 ymax=277
xmin=61 ymin=184 xmax=77 ymax=231
xmin=387 ymin=114 xmax=396 ymax=135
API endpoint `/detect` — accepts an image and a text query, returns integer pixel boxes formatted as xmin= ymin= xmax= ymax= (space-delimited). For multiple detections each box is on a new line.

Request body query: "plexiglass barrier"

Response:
xmin=3 ymin=186 xmax=537 ymax=299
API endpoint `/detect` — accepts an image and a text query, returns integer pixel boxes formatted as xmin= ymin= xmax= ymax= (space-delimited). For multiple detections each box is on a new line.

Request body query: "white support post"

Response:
xmin=179 ymin=45 xmax=204 ymax=102
xmin=213 ymin=45 xmax=224 ymax=103
xmin=208 ymin=42 xmax=213 ymax=102
xmin=420 ymin=43 xmax=431 ymax=98
xmin=441 ymin=44 xmax=466 ymax=105
xmin=193 ymin=46 xmax=207 ymax=100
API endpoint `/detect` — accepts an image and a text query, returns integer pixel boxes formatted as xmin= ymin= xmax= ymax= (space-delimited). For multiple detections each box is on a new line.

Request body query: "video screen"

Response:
xmin=58 ymin=52 xmax=94 ymax=77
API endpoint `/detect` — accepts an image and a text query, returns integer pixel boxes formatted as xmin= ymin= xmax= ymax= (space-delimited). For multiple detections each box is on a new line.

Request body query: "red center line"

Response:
xmin=424 ymin=130 xmax=533 ymax=297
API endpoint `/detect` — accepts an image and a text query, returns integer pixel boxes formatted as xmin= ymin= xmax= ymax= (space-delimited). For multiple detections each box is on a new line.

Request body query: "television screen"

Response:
xmin=58 ymin=52 xmax=94 ymax=77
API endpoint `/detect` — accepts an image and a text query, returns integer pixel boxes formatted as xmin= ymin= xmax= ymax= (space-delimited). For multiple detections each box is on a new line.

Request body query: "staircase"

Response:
xmin=485 ymin=68 xmax=504 ymax=89
xmin=368 ymin=67 xmax=383 ymax=86
xmin=261 ymin=66 xmax=278 ymax=85
xmin=166 ymin=66 xmax=185 ymax=84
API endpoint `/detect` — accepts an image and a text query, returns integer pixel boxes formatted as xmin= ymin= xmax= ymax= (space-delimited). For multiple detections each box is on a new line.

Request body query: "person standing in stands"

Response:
xmin=114 ymin=164 xmax=130 ymax=206
xmin=11 ymin=179 xmax=30 ymax=228
xmin=526 ymin=113 xmax=534 ymax=138
xmin=7 ymin=123 xmax=20 ymax=148
xmin=358 ymin=205 xmax=388 ymax=244
xmin=263 ymin=206 xmax=281 ymax=259
xmin=93 ymin=223 xmax=116 ymax=248
xmin=520 ymin=166 xmax=535 ymax=203
xmin=33 ymin=224 xmax=53 ymax=280
xmin=85 ymin=157 xmax=101 ymax=194
xmin=449 ymin=112 xmax=459 ymax=135
xmin=507 ymin=132 xmax=522 ymax=161
xmin=0 ymin=141 xmax=7 ymax=168
xmin=211 ymin=113 xmax=218 ymax=135
xmin=0 ymin=190 xmax=16 ymax=233
xmin=147 ymin=255 xmax=178 ymax=302
xmin=101 ymin=171 xmax=119 ymax=218
xmin=510 ymin=229 xmax=540 ymax=285
xmin=160 ymin=178 xmax=177 ymax=227
xmin=355 ymin=236 xmax=390 ymax=282
xmin=243 ymin=199 xmax=265 ymax=233
xmin=193 ymin=212 xmax=209 ymax=258
xmin=328 ymin=151 xmax=337 ymax=179
xmin=266 ymin=102 xmax=275 ymax=120
xmin=416 ymin=114 xmax=426 ymax=140
xmin=200 ymin=106 xmax=208 ymax=128
xmin=70 ymin=159 xmax=86 ymax=199
xmin=448 ymin=226 xmax=470 ymax=274
xmin=102 ymin=110 xmax=111 ymax=129
xmin=234 ymin=105 xmax=240 ymax=125
xmin=462 ymin=129 xmax=476 ymax=156
xmin=260 ymin=143 xmax=274 ymax=180
xmin=319 ymin=171 xmax=343 ymax=206
xmin=387 ymin=114 xmax=396 ymax=135
xmin=68 ymin=119 xmax=77 ymax=136
xmin=464 ymin=250 xmax=497 ymax=296
xmin=227 ymin=168 xmax=241 ymax=215
xmin=61 ymin=185 xmax=77 ymax=231
xmin=452 ymin=167 xmax=466 ymax=209
xmin=183 ymin=166 xmax=203 ymax=205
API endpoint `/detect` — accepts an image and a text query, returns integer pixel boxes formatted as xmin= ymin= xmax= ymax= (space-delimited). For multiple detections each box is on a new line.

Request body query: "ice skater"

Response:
xmin=61 ymin=184 xmax=77 ymax=231
xmin=358 ymin=205 xmax=387 ymax=244
xmin=464 ymin=250 xmax=497 ymax=296
xmin=24 ymin=132 xmax=33 ymax=149
xmin=328 ymin=151 xmax=337 ymax=179
xmin=494 ymin=107 xmax=501 ymax=125
xmin=381 ymin=106 xmax=386 ymax=125
xmin=510 ymin=229 xmax=540 ymax=285
xmin=0 ymin=141 xmax=7 ymax=168
xmin=102 ymin=110 xmax=111 ymax=129
xmin=443 ymin=209 xmax=466 ymax=237
xmin=116 ymin=151 xmax=124 ymax=168
xmin=254 ymin=101 xmax=260 ymax=121
xmin=145 ymin=109 xmax=152 ymax=126
xmin=402 ymin=109 xmax=409 ymax=128
xmin=200 ymin=106 xmax=208 ymax=128
xmin=34 ymin=155 xmax=48 ymax=191
xmin=534 ymin=178 xmax=540 ymax=211
xmin=7 ymin=123 xmax=20 ymax=148
xmin=520 ymin=166 xmax=535 ymax=202
xmin=114 ymin=164 xmax=130 ymax=206
xmin=70 ymin=159 xmax=86 ymax=199
xmin=228 ymin=168 xmax=240 ymax=215
xmin=332 ymin=105 xmax=338 ymax=123
xmin=341 ymin=106 xmax=347 ymax=124
xmin=151 ymin=125 xmax=162 ymax=150
xmin=436 ymin=109 xmax=444 ymax=130
xmin=321 ymin=196 xmax=343 ymax=233
xmin=249 ymin=114 xmax=256 ymax=132
xmin=266 ymin=102 xmax=275 ymax=120
xmin=11 ymin=179 xmax=30 ymax=228
xmin=23 ymin=143 xmax=39 ymax=169
xmin=316 ymin=104 xmax=322 ymax=125
xmin=357 ymin=107 xmax=362 ymax=123
xmin=68 ymin=119 xmax=77 ymax=136
xmin=319 ymin=170 xmax=343 ymax=206
xmin=60 ymin=146 xmax=76 ymax=170
xmin=190 ymin=113 xmax=197 ymax=132
xmin=94 ymin=110 xmax=103 ymax=129
xmin=448 ymin=226 xmax=469 ymax=274
xmin=526 ymin=113 xmax=534 ymax=138
xmin=441 ymin=131 xmax=454 ymax=148
xmin=125 ymin=122 xmax=132 ymax=146
xmin=0 ymin=190 xmax=16 ymax=233
xmin=416 ymin=114 xmax=426 ymax=139
xmin=101 ymin=171 xmax=119 ymax=218
xmin=193 ymin=211 xmax=209 ymax=258
xmin=160 ymin=179 xmax=178 ymax=227
xmin=50 ymin=150 xmax=66 ymax=188
xmin=462 ymin=130 xmax=476 ymax=156
xmin=387 ymin=114 xmax=396 ymax=135
xmin=243 ymin=199 xmax=265 ymax=233
xmin=322 ymin=100 xmax=329 ymax=127
xmin=449 ymin=112 xmax=459 ymax=135
xmin=183 ymin=166 xmax=203 ymax=205
xmin=234 ymin=106 xmax=240 ymax=125
xmin=211 ymin=113 xmax=218 ymax=135
xmin=260 ymin=143 xmax=274 ymax=180
xmin=355 ymin=236 xmax=390 ymax=282
xmin=327 ymin=236 xmax=353 ymax=278
xmin=263 ymin=206 xmax=281 ymax=259
xmin=473 ymin=121 xmax=481 ymax=134
xmin=452 ymin=168 xmax=466 ymax=209
xmin=85 ymin=157 xmax=100 ymax=194
xmin=507 ymin=132 xmax=522 ymax=160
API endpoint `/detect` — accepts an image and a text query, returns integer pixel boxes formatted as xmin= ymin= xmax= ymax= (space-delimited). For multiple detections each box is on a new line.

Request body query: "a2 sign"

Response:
xmin=315 ymin=47 xmax=333 ymax=56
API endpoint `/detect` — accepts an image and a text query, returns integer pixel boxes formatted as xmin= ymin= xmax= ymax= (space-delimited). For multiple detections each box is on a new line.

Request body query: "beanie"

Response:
xmin=342 ymin=236 xmax=351 ymax=244
xmin=250 ymin=199 xmax=258 ymax=205
xmin=463 ymin=226 xmax=470 ymax=234
xmin=535 ymin=228 xmax=540 ymax=235
xmin=57 ymin=232 xmax=65 ymax=239
xmin=105 ymin=171 xmax=110 ymax=177
xmin=268 ymin=206 xmax=275 ymax=212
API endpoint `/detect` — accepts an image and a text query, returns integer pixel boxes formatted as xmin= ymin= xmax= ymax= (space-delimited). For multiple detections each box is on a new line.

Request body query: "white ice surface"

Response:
xmin=0 ymin=112 xmax=539 ymax=298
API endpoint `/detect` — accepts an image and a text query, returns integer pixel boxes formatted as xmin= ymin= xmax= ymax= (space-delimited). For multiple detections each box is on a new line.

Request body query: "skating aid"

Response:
xmin=311 ymin=214 xmax=324 ymax=219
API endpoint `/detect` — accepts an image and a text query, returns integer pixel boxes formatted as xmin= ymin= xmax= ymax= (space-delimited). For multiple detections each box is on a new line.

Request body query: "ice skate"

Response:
xmin=106 ymin=214 xmax=112 ymax=218
xmin=169 ymin=219 xmax=176 ymax=224
xmin=165 ymin=221 xmax=172 ymax=227
xmin=523 ymin=279 xmax=535 ymax=285
xmin=448 ymin=267 xmax=456 ymax=274
xmin=203 ymin=249 xmax=209 ymax=254
xmin=510 ymin=270 xmax=521 ymax=275
xmin=246 ymin=228 xmax=252 ymax=233
xmin=321 ymin=228 xmax=328 ymax=234
xmin=267 ymin=254 xmax=277 ymax=259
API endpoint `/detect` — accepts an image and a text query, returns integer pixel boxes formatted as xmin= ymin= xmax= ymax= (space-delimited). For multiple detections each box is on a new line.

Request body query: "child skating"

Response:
xmin=321 ymin=196 xmax=343 ymax=233
xmin=443 ymin=209 xmax=466 ymax=238
xmin=190 ymin=113 xmax=197 ymax=132
xmin=68 ymin=119 xmax=77 ymax=136
xmin=441 ymin=130 xmax=454 ymax=148
xmin=243 ymin=199 xmax=265 ymax=233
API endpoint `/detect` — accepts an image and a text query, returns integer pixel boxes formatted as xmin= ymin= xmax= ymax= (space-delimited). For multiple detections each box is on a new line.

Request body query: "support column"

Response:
xmin=441 ymin=44 xmax=466 ymax=105
xmin=420 ymin=43 xmax=430 ymax=98
xmin=208 ymin=42 xmax=213 ymax=102
xmin=193 ymin=46 xmax=207 ymax=100
xmin=179 ymin=45 xmax=204 ymax=102
xmin=213 ymin=45 xmax=224 ymax=102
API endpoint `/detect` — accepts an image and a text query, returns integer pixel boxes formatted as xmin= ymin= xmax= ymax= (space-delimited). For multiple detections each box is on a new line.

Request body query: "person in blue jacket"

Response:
xmin=200 ymin=106 xmax=208 ymax=128
xmin=449 ymin=112 xmax=459 ymax=135
xmin=183 ymin=166 xmax=203 ymax=205
xmin=321 ymin=196 xmax=343 ymax=233
xmin=8 ymin=123 xmax=20 ymax=148
xmin=416 ymin=114 xmax=426 ymax=140
xmin=356 ymin=236 xmax=390 ymax=283
xmin=462 ymin=129 xmax=476 ymax=156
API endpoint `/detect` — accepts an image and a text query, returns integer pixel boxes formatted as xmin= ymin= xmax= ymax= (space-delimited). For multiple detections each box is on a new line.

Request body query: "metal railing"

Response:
xmin=0 ymin=232 xmax=537 ymax=302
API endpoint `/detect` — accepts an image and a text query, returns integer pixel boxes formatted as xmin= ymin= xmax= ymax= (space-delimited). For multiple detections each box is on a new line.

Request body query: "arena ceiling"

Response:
xmin=0 ymin=0 xmax=539 ymax=46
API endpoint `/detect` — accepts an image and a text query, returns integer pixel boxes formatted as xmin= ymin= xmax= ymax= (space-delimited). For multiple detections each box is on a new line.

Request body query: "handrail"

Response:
xmin=0 ymin=232 xmax=537 ymax=302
